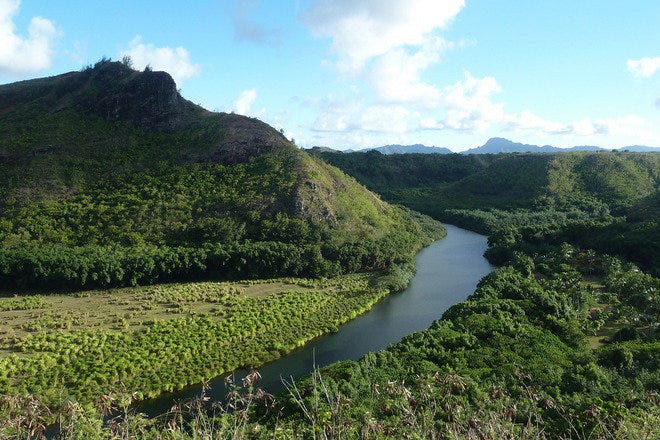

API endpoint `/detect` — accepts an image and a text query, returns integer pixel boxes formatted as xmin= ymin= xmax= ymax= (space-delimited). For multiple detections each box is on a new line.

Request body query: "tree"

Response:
xmin=121 ymin=55 xmax=133 ymax=68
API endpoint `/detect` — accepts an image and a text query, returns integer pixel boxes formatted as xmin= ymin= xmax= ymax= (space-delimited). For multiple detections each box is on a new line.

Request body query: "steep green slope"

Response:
xmin=315 ymin=150 xmax=659 ymax=215
xmin=0 ymin=60 xmax=291 ymax=202
xmin=0 ymin=61 xmax=442 ymax=290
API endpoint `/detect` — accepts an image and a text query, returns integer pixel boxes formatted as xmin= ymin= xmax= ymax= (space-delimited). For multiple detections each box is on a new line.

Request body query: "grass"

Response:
xmin=0 ymin=277 xmax=345 ymax=355
xmin=587 ymin=322 xmax=622 ymax=349
xmin=0 ymin=271 xmax=393 ymax=409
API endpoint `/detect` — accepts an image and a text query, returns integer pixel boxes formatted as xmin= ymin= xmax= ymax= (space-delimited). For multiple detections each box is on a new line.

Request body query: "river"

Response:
xmin=136 ymin=224 xmax=492 ymax=416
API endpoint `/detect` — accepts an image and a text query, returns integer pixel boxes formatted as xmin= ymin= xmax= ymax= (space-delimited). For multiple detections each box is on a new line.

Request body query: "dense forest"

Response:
xmin=0 ymin=62 xmax=658 ymax=438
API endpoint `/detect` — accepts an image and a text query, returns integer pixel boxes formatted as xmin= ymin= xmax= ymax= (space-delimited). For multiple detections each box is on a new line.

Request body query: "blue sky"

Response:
xmin=1 ymin=0 xmax=658 ymax=151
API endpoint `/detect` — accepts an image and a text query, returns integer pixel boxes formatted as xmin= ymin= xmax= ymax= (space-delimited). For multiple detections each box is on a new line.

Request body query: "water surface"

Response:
xmin=138 ymin=224 xmax=492 ymax=415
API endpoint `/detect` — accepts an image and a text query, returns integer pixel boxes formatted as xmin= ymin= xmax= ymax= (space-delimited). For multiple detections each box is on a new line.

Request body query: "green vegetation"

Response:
xmin=265 ymin=244 xmax=658 ymax=439
xmin=2 ymin=235 xmax=657 ymax=439
xmin=0 ymin=60 xmax=444 ymax=434
xmin=0 ymin=151 xmax=441 ymax=290
xmin=314 ymin=150 xmax=658 ymax=217
xmin=0 ymin=271 xmax=415 ymax=413
xmin=316 ymin=149 xmax=659 ymax=274
xmin=1 ymin=62 xmax=658 ymax=438
xmin=0 ymin=61 xmax=443 ymax=291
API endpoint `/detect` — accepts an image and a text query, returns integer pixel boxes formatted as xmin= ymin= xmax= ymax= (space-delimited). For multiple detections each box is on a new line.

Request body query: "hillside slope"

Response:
xmin=315 ymin=149 xmax=659 ymax=273
xmin=0 ymin=61 xmax=442 ymax=289
xmin=315 ymin=150 xmax=659 ymax=214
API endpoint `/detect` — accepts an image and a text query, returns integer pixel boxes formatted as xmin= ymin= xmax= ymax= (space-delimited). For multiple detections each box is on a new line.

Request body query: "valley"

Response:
xmin=0 ymin=62 xmax=657 ymax=439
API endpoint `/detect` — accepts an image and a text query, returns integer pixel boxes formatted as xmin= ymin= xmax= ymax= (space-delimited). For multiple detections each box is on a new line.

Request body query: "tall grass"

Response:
xmin=2 ymin=368 xmax=651 ymax=439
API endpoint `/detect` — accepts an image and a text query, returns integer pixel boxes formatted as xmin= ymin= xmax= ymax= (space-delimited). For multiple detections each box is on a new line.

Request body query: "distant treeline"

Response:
xmin=0 ymin=229 xmax=436 ymax=290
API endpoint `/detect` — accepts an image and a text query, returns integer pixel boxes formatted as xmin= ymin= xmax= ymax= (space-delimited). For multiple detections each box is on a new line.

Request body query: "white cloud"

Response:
xmin=503 ymin=111 xmax=651 ymax=141
xmin=120 ymin=36 xmax=201 ymax=86
xmin=0 ymin=0 xmax=59 ymax=77
xmin=360 ymin=105 xmax=410 ymax=133
xmin=309 ymin=96 xmax=360 ymax=132
xmin=503 ymin=110 xmax=570 ymax=135
xmin=368 ymin=37 xmax=450 ymax=107
xmin=308 ymin=95 xmax=412 ymax=134
xmin=439 ymin=72 xmax=504 ymax=131
xmin=627 ymin=57 xmax=660 ymax=78
xmin=599 ymin=114 xmax=649 ymax=138
xmin=419 ymin=117 xmax=444 ymax=130
xmin=416 ymin=73 xmax=652 ymax=140
xmin=300 ymin=1 xmax=658 ymax=149
xmin=303 ymin=0 xmax=464 ymax=73
xmin=232 ymin=89 xmax=258 ymax=115
xmin=312 ymin=111 xmax=353 ymax=132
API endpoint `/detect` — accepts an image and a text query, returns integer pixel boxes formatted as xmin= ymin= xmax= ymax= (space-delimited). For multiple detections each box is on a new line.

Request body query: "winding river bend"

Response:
xmin=137 ymin=224 xmax=492 ymax=416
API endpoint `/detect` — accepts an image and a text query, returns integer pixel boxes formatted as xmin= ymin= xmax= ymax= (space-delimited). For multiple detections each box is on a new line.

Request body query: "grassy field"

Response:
xmin=0 ymin=279 xmax=320 ymax=351
xmin=0 ymin=275 xmax=374 ymax=348
xmin=0 ymin=272 xmax=392 ymax=409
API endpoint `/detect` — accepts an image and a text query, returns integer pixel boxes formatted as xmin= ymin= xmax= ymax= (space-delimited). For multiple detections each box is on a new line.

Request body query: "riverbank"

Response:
xmin=1 ymin=225 xmax=490 ymax=425
xmin=136 ymin=224 xmax=492 ymax=416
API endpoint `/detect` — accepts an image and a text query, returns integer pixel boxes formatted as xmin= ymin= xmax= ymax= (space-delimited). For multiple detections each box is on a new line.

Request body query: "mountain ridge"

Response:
xmin=0 ymin=60 xmax=295 ymax=166
xmin=316 ymin=137 xmax=658 ymax=155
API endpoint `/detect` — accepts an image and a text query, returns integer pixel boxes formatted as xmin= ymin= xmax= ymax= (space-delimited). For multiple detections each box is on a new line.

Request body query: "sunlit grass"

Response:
xmin=0 ymin=272 xmax=390 ymax=410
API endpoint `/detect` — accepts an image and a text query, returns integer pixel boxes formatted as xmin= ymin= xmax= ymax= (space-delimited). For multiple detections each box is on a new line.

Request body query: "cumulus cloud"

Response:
xmin=232 ymin=89 xmax=258 ymax=115
xmin=503 ymin=110 xmax=570 ymax=135
xmin=300 ymin=0 xmax=656 ymax=147
xmin=309 ymin=96 xmax=412 ymax=134
xmin=503 ymin=111 xmax=651 ymax=140
xmin=416 ymin=74 xmax=653 ymax=141
xmin=368 ymin=37 xmax=450 ymax=107
xmin=360 ymin=105 xmax=410 ymax=133
xmin=312 ymin=111 xmax=354 ymax=132
xmin=311 ymin=72 xmax=506 ymax=136
xmin=0 ymin=0 xmax=59 ymax=77
xmin=303 ymin=0 xmax=464 ymax=73
xmin=120 ymin=36 xmax=201 ymax=85
xmin=309 ymin=96 xmax=360 ymax=132
xmin=627 ymin=57 xmax=660 ymax=78
xmin=440 ymin=73 xmax=504 ymax=131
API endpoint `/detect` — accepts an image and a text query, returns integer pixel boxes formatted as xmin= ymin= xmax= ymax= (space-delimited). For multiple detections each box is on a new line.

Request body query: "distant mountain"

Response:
xmin=565 ymin=145 xmax=604 ymax=152
xmin=621 ymin=145 xmax=660 ymax=152
xmin=308 ymin=144 xmax=452 ymax=155
xmin=462 ymin=138 xmax=658 ymax=154
xmin=312 ymin=138 xmax=657 ymax=156
xmin=366 ymin=144 xmax=452 ymax=155
xmin=461 ymin=137 xmax=558 ymax=154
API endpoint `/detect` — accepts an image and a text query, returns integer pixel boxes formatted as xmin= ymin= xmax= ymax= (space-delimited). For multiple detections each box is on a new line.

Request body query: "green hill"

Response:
xmin=0 ymin=60 xmax=441 ymax=290
xmin=315 ymin=149 xmax=659 ymax=273
xmin=315 ymin=150 xmax=659 ymax=215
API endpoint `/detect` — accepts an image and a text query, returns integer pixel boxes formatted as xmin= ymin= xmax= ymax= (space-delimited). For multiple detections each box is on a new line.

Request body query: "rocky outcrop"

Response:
xmin=74 ymin=61 xmax=191 ymax=130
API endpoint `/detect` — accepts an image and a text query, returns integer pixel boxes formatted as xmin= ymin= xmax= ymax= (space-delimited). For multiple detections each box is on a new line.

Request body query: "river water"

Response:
xmin=136 ymin=224 xmax=492 ymax=416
